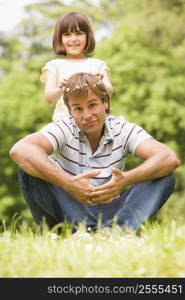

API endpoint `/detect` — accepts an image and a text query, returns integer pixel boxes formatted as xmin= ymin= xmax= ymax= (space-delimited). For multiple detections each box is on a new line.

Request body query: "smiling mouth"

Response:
xmin=69 ymin=44 xmax=80 ymax=48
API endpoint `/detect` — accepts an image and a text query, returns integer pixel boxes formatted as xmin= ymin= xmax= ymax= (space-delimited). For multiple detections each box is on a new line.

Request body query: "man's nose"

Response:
xmin=83 ymin=109 xmax=92 ymax=119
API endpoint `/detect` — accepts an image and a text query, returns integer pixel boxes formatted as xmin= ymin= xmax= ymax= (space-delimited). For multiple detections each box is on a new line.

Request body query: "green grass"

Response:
xmin=0 ymin=219 xmax=185 ymax=278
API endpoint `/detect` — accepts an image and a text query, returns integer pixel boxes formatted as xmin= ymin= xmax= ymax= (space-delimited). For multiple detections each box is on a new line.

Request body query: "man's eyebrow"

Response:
xmin=87 ymin=98 xmax=99 ymax=103
xmin=71 ymin=98 xmax=98 ymax=107
xmin=71 ymin=103 xmax=80 ymax=107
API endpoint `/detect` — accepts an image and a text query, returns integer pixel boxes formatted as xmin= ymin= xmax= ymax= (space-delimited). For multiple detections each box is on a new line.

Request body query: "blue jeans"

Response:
xmin=18 ymin=169 xmax=175 ymax=232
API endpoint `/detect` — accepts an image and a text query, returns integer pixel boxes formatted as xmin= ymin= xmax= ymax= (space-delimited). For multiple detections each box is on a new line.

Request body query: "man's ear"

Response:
xmin=104 ymin=99 xmax=109 ymax=111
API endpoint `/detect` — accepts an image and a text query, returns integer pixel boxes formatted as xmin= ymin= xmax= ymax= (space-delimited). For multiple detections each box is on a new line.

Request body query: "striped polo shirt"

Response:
xmin=40 ymin=115 xmax=152 ymax=187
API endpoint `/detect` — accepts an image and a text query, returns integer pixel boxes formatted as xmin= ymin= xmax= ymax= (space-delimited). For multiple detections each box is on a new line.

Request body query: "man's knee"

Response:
xmin=159 ymin=173 xmax=176 ymax=194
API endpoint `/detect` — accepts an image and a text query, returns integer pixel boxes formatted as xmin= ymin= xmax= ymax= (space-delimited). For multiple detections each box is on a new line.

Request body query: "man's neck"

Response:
xmin=86 ymin=127 xmax=105 ymax=154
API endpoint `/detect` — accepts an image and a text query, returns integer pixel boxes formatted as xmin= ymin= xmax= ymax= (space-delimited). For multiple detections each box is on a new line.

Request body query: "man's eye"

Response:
xmin=75 ymin=107 xmax=82 ymax=112
xmin=90 ymin=103 xmax=97 ymax=108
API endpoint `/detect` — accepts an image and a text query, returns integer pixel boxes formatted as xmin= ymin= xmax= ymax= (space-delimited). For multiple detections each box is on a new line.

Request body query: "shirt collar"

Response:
xmin=102 ymin=117 xmax=114 ymax=143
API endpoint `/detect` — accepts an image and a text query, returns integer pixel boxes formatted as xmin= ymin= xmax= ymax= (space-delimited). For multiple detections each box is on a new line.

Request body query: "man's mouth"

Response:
xmin=83 ymin=120 xmax=97 ymax=127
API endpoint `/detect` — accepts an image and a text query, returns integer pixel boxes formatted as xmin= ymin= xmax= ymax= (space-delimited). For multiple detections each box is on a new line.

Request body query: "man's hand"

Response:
xmin=90 ymin=168 xmax=127 ymax=204
xmin=67 ymin=170 xmax=100 ymax=205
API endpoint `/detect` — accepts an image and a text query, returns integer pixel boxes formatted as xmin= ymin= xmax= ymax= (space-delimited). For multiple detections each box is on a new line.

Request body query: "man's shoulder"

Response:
xmin=106 ymin=115 xmax=142 ymax=138
xmin=55 ymin=115 xmax=75 ymax=128
xmin=40 ymin=116 xmax=78 ymax=143
xmin=106 ymin=115 xmax=127 ymax=126
xmin=42 ymin=115 xmax=73 ymax=131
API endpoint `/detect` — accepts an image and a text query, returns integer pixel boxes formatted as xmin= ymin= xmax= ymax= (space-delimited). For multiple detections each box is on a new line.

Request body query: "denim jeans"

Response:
xmin=18 ymin=169 xmax=175 ymax=232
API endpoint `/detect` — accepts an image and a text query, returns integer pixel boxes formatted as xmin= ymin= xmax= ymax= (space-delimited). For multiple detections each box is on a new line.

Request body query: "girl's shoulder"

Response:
xmin=45 ymin=58 xmax=66 ymax=66
xmin=87 ymin=57 xmax=108 ymax=70
xmin=87 ymin=57 xmax=105 ymax=64
xmin=41 ymin=58 xmax=66 ymax=82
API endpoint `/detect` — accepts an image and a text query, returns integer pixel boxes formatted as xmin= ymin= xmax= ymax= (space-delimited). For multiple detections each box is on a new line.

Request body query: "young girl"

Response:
xmin=40 ymin=11 xmax=113 ymax=121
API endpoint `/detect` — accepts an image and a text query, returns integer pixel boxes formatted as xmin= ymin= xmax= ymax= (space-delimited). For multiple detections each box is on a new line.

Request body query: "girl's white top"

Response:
xmin=41 ymin=57 xmax=110 ymax=121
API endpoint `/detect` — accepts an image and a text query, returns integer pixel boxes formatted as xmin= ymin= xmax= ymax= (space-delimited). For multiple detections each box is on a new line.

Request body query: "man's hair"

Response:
xmin=63 ymin=73 xmax=110 ymax=114
xmin=53 ymin=11 xmax=95 ymax=55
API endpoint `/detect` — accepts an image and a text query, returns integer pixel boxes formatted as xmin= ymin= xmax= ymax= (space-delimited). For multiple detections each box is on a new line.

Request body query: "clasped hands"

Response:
xmin=67 ymin=168 xmax=127 ymax=206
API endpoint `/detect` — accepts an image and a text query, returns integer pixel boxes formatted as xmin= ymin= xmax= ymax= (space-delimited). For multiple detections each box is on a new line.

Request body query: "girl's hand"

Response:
xmin=95 ymin=73 xmax=104 ymax=81
xmin=58 ymin=78 xmax=67 ymax=89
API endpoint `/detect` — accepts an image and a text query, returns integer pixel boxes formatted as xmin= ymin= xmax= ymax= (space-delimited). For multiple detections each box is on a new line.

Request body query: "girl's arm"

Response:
xmin=101 ymin=69 xmax=113 ymax=96
xmin=44 ymin=70 xmax=64 ymax=104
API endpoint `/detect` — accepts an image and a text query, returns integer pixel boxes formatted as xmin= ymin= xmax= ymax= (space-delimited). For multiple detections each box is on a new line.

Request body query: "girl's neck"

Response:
xmin=65 ymin=54 xmax=86 ymax=61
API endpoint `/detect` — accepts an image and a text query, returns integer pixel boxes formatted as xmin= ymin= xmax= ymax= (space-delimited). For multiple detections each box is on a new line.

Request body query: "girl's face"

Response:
xmin=62 ymin=28 xmax=87 ymax=59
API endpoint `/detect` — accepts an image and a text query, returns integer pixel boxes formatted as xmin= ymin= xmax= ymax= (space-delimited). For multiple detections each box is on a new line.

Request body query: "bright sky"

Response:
xmin=0 ymin=0 xmax=107 ymax=39
xmin=0 ymin=0 xmax=38 ymax=32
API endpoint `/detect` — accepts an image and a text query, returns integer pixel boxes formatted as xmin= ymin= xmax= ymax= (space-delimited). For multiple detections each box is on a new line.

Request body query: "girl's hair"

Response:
xmin=53 ymin=12 xmax=95 ymax=55
xmin=63 ymin=72 xmax=110 ymax=114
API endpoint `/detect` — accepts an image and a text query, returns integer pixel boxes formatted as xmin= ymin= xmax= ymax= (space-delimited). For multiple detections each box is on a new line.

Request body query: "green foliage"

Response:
xmin=0 ymin=66 xmax=52 ymax=222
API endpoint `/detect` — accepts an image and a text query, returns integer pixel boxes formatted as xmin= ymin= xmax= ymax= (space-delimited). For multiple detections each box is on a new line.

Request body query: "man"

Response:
xmin=10 ymin=73 xmax=180 ymax=232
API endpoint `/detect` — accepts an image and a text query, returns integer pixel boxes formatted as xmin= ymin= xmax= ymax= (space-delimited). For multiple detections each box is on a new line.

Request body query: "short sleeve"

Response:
xmin=39 ymin=122 xmax=66 ymax=153
xmin=98 ymin=59 xmax=110 ymax=74
xmin=40 ymin=61 xmax=58 ymax=83
xmin=125 ymin=123 xmax=152 ymax=155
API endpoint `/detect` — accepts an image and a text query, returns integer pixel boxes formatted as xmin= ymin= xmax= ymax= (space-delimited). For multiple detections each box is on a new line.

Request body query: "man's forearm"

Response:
xmin=123 ymin=151 xmax=180 ymax=187
xmin=10 ymin=142 xmax=71 ymax=190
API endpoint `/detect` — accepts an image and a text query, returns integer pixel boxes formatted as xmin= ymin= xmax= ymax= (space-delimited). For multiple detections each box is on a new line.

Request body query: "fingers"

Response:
xmin=92 ymin=197 xmax=115 ymax=204
xmin=92 ymin=181 xmax=111 ymax=192
xmin=93 ymin=73 xmax=104 ymax=80
xmin=90 ymin=188 xmax=117 ymax=204
xmin=86 ymin=199 xmax=94 ymax=205
xmin=58 ymin=78 xmax=67 ymax=88
xmin=90 ymin=189 xmax=108 ymax=197
xmin=99 ymin=198 xmax=115 ymax=204
xmin=112 ymin=168 xmax=122 ymax=176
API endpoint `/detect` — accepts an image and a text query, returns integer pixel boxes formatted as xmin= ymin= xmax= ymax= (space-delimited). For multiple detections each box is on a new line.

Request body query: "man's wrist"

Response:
xmin=121 ymin=171 xmax=134 ymax=188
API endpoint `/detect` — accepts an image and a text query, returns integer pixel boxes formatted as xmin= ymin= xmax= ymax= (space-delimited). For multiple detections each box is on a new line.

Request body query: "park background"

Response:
xmin=0 ymin=0 xmax=185 ymax=227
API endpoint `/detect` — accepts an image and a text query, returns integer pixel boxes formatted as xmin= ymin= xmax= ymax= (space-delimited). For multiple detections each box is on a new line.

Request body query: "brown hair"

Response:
xmin=53 ymin=12 xmax=95 ymax=55
xmin=63 ymin=72 xmax=110 ymax=114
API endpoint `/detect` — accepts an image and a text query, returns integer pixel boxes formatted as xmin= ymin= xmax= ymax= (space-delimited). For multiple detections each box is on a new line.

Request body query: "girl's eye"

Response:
xmin=63 ymin=32 xmax=70 ymax=36
xmin=77 ymin=31 xmax=85 ymax=35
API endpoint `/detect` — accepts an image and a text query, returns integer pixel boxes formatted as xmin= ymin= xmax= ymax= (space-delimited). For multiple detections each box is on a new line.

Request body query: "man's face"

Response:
xmin=68 ymin=88 xmax=108 ymax=138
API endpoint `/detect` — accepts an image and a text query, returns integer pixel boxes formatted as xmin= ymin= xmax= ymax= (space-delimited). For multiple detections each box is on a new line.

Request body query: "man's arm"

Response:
xmin=125 ymin=139 xmax=180 ymax=183
xmin=90 ymin=139 xmax=181 ymax=203
xmin=9 ymin=133 xmax=99 ymax=204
